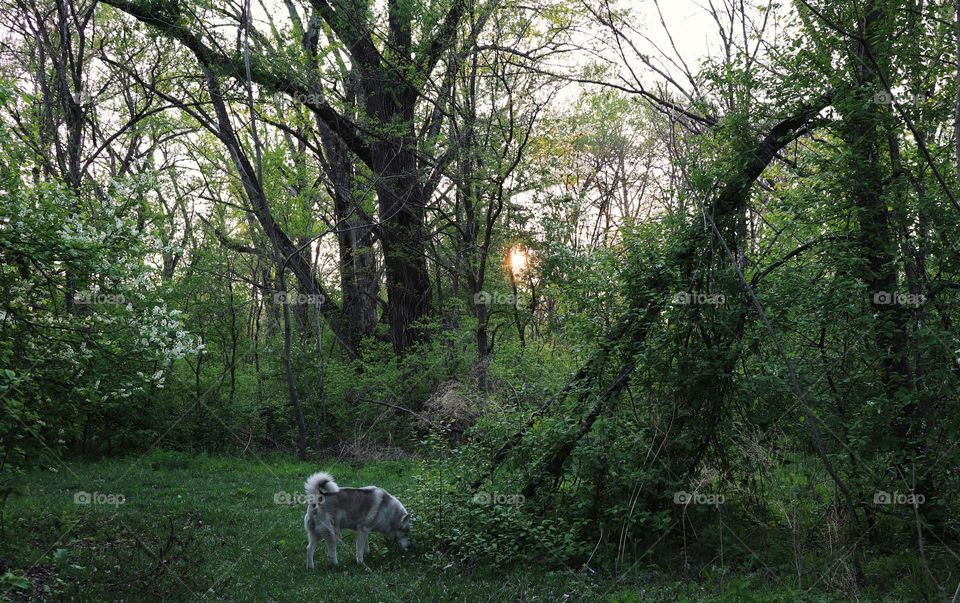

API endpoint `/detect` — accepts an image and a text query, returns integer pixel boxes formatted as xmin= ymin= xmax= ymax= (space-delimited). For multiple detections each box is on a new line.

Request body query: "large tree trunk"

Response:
xmin=366 ymin=83 xmax=432 ymax=353
xmin=314 ymin=104 xmax=379 ymax=350
xmin=303 ymin=18 xmax=380 ymax=351
xmin=332 ymin=177 xmax=379 ymax=349
xmin=841 ymin=3 xmax=917 ymax=448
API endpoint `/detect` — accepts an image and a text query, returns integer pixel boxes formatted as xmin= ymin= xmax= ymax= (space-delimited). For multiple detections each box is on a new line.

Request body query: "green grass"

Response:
xmin=2 ymin=451 xmax=617 ymax=601
xmin=0 ymin=451 xmax=939 ymax=602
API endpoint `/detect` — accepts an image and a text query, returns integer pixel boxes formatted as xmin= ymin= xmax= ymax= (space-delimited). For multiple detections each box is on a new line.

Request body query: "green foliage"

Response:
xmin=2 ymin=0 xmax=959 ymax=597
xmin=0 ymin=87 xmax=200 ymax=483
xmin=411 ymin=427 xmax=592 ymax=567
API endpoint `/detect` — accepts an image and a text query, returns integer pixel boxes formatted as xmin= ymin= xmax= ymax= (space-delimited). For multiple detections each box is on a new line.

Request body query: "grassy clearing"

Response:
xmin=2 ymin=451 xmax=611 ymax=601
xmin=0 ymin=451 xmax=906 ymax=601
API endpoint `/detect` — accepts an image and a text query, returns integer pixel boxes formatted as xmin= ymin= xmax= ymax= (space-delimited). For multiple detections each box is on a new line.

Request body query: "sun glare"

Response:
xmin=509 ymin=247 xmax=528 ymax=274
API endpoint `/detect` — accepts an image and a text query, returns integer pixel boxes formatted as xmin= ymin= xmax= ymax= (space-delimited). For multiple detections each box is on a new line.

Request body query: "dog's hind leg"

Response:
xmin=323 ymin=530 xmax=339 ymax=566
xmin=306 ymin=527 xmax=319 ymax=569
xmin=305 ymin=509 xmax=320 ymax=569
xmin=355 ymin=529 xmax=369 ymax=564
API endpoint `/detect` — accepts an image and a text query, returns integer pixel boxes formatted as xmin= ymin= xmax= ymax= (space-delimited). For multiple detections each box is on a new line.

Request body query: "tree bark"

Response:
xmin=955 ymin=0 xmax=960 ymax=178
xmin=279 ymin=270 xmax=308 ymax=459
xmin=301 ymin=15 xmax=379 ymax=350
xmin=841 ymin=3 xmax=916 ymax=440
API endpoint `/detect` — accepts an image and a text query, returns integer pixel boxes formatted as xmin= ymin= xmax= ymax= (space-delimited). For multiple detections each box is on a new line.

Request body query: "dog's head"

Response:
xmin=390 ymin=512 xmax=412 ymax=551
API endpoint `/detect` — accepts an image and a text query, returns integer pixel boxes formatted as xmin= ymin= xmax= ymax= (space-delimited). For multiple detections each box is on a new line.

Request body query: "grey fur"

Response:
xmin=303 ymin=471 xmax=411 ymax=568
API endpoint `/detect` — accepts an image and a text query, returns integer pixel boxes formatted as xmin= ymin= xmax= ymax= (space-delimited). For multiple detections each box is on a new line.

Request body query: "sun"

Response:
xmin=509 ymin=246 xmax=528 ymax=274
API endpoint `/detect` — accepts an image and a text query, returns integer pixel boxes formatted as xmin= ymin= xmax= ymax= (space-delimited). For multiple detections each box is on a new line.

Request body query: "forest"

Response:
xmin=1 ymin=0 xmax=958 ymax=600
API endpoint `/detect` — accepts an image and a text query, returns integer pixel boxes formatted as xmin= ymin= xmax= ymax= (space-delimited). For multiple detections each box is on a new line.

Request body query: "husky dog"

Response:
xmin=303 ymin=471 xmax=412 ymax=568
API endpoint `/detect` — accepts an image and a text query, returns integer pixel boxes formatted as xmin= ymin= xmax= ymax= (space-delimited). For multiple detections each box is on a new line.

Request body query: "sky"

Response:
xmin=633 ymin=0 xmax=720 ymax=67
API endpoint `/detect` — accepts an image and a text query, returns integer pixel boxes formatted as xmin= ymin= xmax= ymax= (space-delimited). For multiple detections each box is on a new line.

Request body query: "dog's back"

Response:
xmin=322 ymin=486 xmax=382 ymax=528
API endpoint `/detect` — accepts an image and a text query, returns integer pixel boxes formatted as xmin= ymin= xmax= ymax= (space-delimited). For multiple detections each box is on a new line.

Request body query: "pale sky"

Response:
xmin=634 ymin=0 xmax=718 ymax=65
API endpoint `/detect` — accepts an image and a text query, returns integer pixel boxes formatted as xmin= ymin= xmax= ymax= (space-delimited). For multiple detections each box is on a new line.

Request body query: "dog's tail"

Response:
xmin=304 ymin=471 xmax=339 ymax=497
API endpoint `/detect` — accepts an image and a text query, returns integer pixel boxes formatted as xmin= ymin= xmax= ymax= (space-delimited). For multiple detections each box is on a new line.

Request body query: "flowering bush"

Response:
xmin=0 ymin=98 xmax=201 ymax=483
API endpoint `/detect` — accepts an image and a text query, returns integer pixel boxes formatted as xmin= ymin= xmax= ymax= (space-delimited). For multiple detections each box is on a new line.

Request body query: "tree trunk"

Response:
xmin=314 ymin=107 xmax=379 ymax=350
xmin=841 ymin=3 xmax=916 ymax=443
xmin=279 ymin=270 xmax=308 ymax=460
xmin=955 ymin=0 xmax=960 ymax=178
xmin=370 ymin=134 xmax=432 ymax=352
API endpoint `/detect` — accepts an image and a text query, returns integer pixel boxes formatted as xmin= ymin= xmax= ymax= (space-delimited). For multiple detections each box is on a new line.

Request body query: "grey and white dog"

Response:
xmin=303 ymin=471 xmax=412 ymax=568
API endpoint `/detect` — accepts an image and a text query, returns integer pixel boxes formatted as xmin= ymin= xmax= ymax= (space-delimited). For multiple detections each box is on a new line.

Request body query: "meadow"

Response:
xmin=0 ymin=450 xmax=934 ymax=602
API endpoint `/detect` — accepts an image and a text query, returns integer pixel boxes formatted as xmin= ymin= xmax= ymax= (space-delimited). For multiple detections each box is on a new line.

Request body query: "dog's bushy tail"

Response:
xmin=304 ymin=471 xmax=339 ymax=496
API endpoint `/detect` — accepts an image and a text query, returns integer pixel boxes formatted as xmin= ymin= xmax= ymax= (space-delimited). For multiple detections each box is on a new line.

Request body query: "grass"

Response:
xmin=0 ymin=450 xmax=944 ymax=601
xmin=1 ymin=450 xmax=614 ymax=601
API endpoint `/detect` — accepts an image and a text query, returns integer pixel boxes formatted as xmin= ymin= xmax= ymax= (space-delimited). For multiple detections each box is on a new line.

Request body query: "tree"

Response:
xmin=103 ymin=0 xmax=471 ymax=353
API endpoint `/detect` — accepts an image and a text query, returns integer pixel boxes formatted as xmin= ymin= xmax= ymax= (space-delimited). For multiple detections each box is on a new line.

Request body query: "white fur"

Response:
xmin=304 ymin=471 xmax=339 ymax=495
